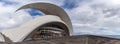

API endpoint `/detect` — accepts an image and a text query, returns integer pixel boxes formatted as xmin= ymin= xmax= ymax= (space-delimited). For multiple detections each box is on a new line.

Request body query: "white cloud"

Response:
xmin=3 ymin=0 xmax=65 ymax=7
xmin=66 ymin=0 xmax=120 ymax=35
xmin=0 ymin=0 xmax=65 ymax=30
xmin=1 ymin=0 xmax=120 ymax=36
xmin=0 ymin=9 xmax=33 ymax=30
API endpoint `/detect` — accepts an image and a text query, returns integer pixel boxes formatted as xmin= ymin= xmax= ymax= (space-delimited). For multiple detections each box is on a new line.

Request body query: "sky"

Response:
xmin=1 ymin=0 xmax=120 ymax=37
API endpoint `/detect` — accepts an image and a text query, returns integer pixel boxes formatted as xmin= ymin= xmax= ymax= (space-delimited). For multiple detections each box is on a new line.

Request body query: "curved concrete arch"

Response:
xmin=16 ymin=3 xmax=73 ymax=35
xmin=24 ymin=22 xmax=70 ymax=41
xmin=2 ymin=15 xmax=67 ymax=42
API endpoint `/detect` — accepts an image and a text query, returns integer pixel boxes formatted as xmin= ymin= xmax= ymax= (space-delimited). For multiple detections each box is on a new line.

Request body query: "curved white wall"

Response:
xmin=0 ymin=3 xmax=73 ymax=42
xmin=1 ymin=15 xmax=66 ymax=42
xmin=17 ymin=3 xmax=73 ymax=35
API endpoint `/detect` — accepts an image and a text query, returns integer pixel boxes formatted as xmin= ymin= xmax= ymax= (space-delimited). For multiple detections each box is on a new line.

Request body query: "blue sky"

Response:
xmin=1 ymin=0 xmax=120 ymax=37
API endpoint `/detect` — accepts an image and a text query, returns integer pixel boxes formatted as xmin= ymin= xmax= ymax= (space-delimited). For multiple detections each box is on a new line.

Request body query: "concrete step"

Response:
xmin=1 ymin=35 xmax=120 ymax=44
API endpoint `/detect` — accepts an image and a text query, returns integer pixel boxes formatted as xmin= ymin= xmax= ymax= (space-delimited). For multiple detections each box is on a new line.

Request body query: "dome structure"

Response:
xmin=1 ymin=3 xmax=73 ymax=42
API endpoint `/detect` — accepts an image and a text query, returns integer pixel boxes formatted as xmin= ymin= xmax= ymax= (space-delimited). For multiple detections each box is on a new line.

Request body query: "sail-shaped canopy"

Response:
xmin=16 ymin=3 xmax=73 ymax=34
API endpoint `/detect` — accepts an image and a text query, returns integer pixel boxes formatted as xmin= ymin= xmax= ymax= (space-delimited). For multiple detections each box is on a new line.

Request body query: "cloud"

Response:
xmin=66 ymin=0 xmax=120 ymax=35
xmin=0 ymin=9 xmax=33 ymax=30
xmin=1 ymin=0 xmax=120 ymax=37
xmin=2 ymin=0 xmax=65 ymax=6
xmin=0 ymin=0 xmax=65 ymax=30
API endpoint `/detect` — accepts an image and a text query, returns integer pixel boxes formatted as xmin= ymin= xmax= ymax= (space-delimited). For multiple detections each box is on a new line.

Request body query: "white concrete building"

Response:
xmin=0 ymin=3 xmax=73 ymax=42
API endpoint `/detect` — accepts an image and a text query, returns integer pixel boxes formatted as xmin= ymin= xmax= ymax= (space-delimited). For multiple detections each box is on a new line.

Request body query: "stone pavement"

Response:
xmin=0 ymin=35 xmax=120 ymax=44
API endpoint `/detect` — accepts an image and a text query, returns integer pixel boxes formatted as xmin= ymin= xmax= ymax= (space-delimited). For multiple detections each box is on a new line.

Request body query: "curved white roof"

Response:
xmin=1 ymin=15 xmax=66 ymax=42
xmin=16 ymin=3 xmax=73 ymax=35
xmin=0 ymin=3 xmax=73 ymax=42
